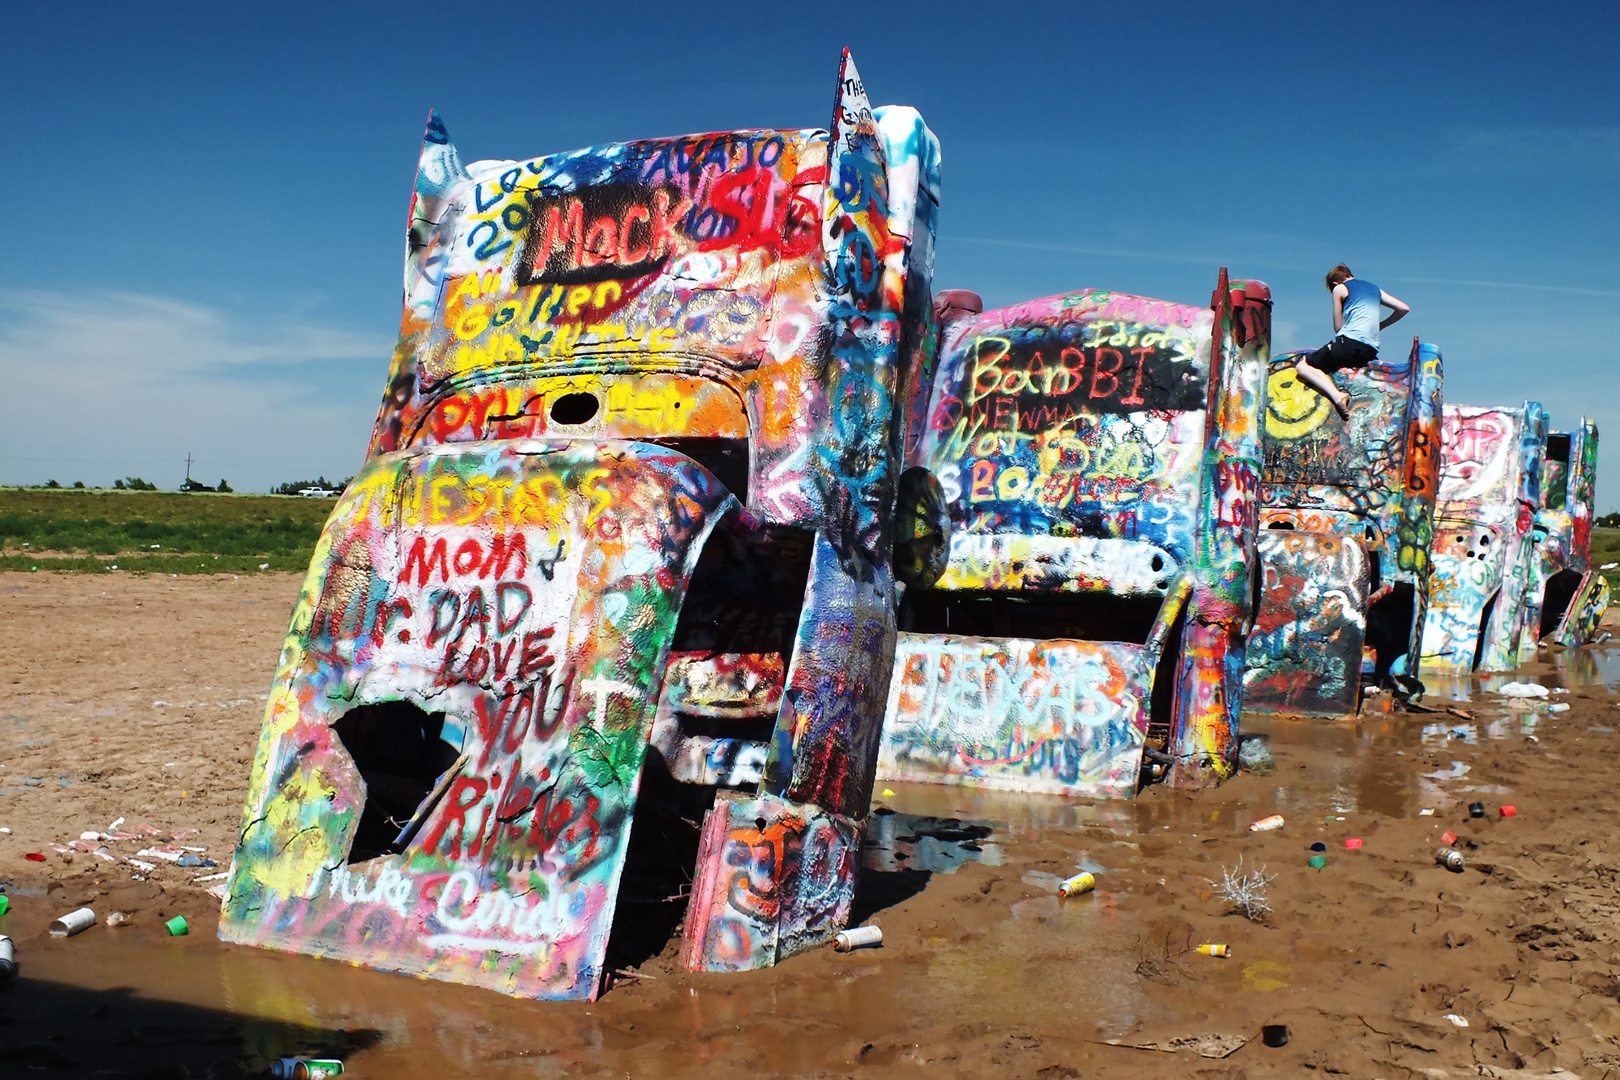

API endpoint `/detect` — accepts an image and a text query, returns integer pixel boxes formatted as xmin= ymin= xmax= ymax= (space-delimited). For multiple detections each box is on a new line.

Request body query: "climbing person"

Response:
xmin=1293 ymin=264 xmax=1410 ymax=420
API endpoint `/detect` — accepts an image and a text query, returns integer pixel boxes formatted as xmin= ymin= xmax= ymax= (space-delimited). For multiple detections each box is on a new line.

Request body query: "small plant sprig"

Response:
xmin=1209 ymin=858 xmax=1276 ymax=922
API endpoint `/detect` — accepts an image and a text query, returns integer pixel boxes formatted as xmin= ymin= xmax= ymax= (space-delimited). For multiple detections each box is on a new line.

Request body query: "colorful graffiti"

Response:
xmin=1245 ymin=339 xmax=1443 ymax=718
xmin=878 ymin=271 xmax=1270 ymax=793
xmin=878 ymin=635 xmax=1147 ymax=798
xmin=223 ymin=51 xmax=943 ymax=997
xmin=1419 ymin=403 xmax=1547 ymax=674
xmin=1242 ymin=531 xmax=1369 ymax=718
xmin=1526 ymin=420 xmax=1608 ymax=648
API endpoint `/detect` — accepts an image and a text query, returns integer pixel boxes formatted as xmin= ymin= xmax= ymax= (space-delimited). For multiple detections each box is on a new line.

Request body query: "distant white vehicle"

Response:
xmin=297 ymin=487 xmax=338 ymax=498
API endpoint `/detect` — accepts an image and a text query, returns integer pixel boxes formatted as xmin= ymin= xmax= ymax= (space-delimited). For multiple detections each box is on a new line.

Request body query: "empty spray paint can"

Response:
xmin=1196 ymin=944 xmax=1230 ymax=958
xmin=48 ymin=907 xmax=95 ymax=937
xmin=1469 ymin=802 xmax=1486 ymax=818
xmin=0 ymin=935 xmax=14 ymax=978
xmin=1058 ymin=872 xmax=1096 ymax=897
xmin=271 ymin=1060 xmax=345 ymax=1080
xmin=1436 ymin=847 xmax=1465 ymax=873
xmin=1249 ymin=815 xmax=1285 ymax=832
xmin=834 ymin=926 xmax=883 ymax=952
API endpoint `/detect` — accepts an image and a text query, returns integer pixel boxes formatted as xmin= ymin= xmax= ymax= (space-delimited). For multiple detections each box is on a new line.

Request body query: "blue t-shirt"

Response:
xmin=1339 ymin=278 xmax=1382 ymax=348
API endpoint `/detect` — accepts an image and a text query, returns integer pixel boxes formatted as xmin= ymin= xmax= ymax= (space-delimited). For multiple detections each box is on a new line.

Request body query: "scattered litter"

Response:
xmin=1426 ymin=761 xmax=1471 ymax=780
xmin=106 ymin=912 xmax=130 ymax=928
xmin=137 ymin=847 xmax=183 ymax=862
xmin=1445 ymin=706 xmax=1475 ymax=721
xmin=1469 ymin=802 xmax=1486 ymax=818
xmin=1441 ymin=830 xmax=1458 ymax=845
xmin=1419 ymin=808 xmax=1435 ymax=817
xmin=1196 ymin=944 xmax=1230 ymax=957
xmin=0 ymin=896 xmax=8 ymax=917
xmin=834 ymin=925 xmax=882 ymax=952
xmin=192 ymin=870 xmax=230 ymax=883
xmin=1248 ymin=815 xmax=1285 ymax=832
xmin=1602 ymin=562 xmax=1618 ymax=571
xmin=165 ymin=915 xmax=189 ymax=937
xmin=1495 ymin=682 xmax=1549 ymax=698
xmin=1100 ymin=1034 xmax=1248 ymax=1059
xmin=1552 ymin=687 xmax=1569 ymax=695
xmin=0 ymin=935 xmax=12 ymax=978
xmin=0 ymin=827 xmax=9 ymax=833
xmin=107 ymin=817 xmax=125 ymax=831
xmin=1547 ymin=703 xmax=1571 ymax=713
xmin=1344 ymin=838 xmax=1364 ymax=850
xmin=206 ymin=883 xmax=228 ymax=901
xmin=1262 ymin=1024 xmax=1289 ymax=1048
xmin=1527 ymin=734 xmax=1540 ymax=743
xmin=23 ymin=853 xmax=45 ymax=862
xmin=78 ymin=831 xmax=100 ymax=842
xmin=1591 ymin=726 xmax=1616 ymax=733
xmin=880 ymin=789 xmax=895 ymax=798
xmin=1436 ymin=848 xmax=1466 ymax=873
xmin=1500 ymin=804 xmax=1517 ymax=818
xmin=1444 ymin=1013 xmax=1469 ymax=1028
xmin=1058 ymin=872 xmax=1096 ymax=897
xmin=1308 ymin=855 xmax=1327 ymax=869
xmin=1309 ymin=842 xmax=1326 ymax=852
xmin=177 ymin=854 xmax=217 ymax=868
xmin=49 ymin=907 xmax=95 ymax=937
xmin=127 ymin=859 xmax=156 ymax=872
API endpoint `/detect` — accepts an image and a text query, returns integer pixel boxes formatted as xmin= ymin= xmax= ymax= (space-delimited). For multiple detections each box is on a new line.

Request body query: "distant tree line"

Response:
xmin=1598 ymin=512 xmax=1620 ymax=529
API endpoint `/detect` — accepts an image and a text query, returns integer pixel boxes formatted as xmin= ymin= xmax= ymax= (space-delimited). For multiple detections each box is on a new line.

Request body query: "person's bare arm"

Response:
xmin=1379 ymin=289 xmax=1410 ymax=329
xmin=1332 ymin=282 xmax=1348 ymax=332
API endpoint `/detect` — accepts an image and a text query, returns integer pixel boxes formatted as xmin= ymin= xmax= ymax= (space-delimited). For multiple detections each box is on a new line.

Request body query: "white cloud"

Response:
xmin=0 ymin=289 xmax=393 ymax=491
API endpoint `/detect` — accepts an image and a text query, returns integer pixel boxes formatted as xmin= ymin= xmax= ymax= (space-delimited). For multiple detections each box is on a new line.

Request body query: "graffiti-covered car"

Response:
xmin=1242 ymin=338 xmax=1443 ymax=719
xmin=875 ymin=272 xmax=1271 ymax=798
xmin=219 ymin=52 xmax=942 ymax=1000
xmin=1419 ymin=402 xmax=1549 ymax=674
xmin=1525 ymin=419 xmax=1608 ymax=647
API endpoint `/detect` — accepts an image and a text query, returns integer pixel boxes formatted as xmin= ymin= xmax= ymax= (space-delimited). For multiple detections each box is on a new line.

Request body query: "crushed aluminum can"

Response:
xmin=1499 ymin=804 xmax=1517 ymax=818
xmin=271 ymin=1059 xmax=345 ymax=1079
xmin=1468 ymin=802 xmax=1486 ymax=819
xmin=833 ymin=925 xmax=882 ymax=952
xmin=1196 ymin=943 xmax=1231 ymax=958
xmin=1248 ymin=815 xmax=1285 ymax=832
xmin=0 ymin=935 xmax=14 ymax=978
xmin=49 ymin=907 xmax=95 ymax=937
xmin=1057 ymin=872 xmax=1096 ymax=897
xmin=1441 ymin=830 xmax=1458 ymax=846
xmin=1436 ymin=847 xmax=1465 ymax=873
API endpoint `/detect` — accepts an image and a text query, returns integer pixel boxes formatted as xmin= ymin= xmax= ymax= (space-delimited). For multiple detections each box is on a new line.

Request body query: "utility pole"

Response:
xmin=184 ymin=453 xmax=194 ymax=486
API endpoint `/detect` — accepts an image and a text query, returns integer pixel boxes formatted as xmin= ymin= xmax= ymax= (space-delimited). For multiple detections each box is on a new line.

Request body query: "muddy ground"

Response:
xmin=2 ymin=570 xmax=1619 ymax=1078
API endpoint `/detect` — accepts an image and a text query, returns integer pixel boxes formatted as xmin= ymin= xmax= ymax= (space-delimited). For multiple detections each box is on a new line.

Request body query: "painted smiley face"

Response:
xmin=1265 ymin=368 xmax=1331 ymax=438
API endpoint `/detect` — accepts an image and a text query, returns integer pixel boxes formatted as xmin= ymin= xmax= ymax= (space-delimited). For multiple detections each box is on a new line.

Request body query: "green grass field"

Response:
xmin=0 ymin=489 xmax=335 ymax=574
xmin=1591 ymin=527 xmax=1620 ymax=592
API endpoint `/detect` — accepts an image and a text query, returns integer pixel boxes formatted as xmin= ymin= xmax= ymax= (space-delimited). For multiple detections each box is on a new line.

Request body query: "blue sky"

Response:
xmin=4 ymin=2 xmax=1618 ymax=503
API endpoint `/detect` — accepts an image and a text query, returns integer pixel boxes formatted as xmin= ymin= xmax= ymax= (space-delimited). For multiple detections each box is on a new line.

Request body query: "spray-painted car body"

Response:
xmin=220 ymin=53 xmax=942 ymax=999
xmin=1242 ymin=339 xmax=1443 ymax=719
xmin=1525 ymin=419 xmax=1608 ymax=647
xmin=875 ymin=273 xmax=1270 ymax=798
xmin=1419 ymin=402 xmax=1548 ymax=674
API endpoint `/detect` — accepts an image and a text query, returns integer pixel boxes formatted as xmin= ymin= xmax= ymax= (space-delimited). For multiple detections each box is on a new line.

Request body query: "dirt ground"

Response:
xmin=3 ymin=571 xmax=1620 ymax=1078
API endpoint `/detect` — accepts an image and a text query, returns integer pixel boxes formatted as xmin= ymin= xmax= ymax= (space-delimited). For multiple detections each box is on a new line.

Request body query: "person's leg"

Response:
xmin=1295 ymin=355 xmax=1351 ymax=419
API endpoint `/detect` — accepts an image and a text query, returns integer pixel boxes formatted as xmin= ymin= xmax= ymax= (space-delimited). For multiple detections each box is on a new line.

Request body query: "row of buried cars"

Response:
xmin=218 ymin=54 xmax=1610 ymax=999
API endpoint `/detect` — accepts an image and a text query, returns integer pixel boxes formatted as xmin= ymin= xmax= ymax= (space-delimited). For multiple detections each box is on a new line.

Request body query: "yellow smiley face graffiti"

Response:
xmin=1265 ymin=367 xmax=1331 ymax=438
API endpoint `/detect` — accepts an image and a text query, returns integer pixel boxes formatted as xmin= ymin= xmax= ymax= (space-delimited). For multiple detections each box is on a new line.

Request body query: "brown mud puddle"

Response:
xmin=5 ymin=575 xmax=1620 ymax=1077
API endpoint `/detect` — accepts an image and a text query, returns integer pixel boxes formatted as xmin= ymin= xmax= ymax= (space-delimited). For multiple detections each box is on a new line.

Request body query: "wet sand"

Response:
xmin=3 ymin=571 xmax=1620 ymax=1077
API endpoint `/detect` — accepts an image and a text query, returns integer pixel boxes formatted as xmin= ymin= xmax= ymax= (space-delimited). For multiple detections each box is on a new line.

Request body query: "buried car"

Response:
xmin=1524 ymin=419 xmax=1609 ymax=648
xmin=1242 ymin=338 xmax=1443 ymax=719
xmin=1419 ymin=402 xmax=1549 ymax=674
xmin=875 ymin=271 xmax=1271 ymax=798
xmin=219 ymin=52 xmax=942 ymax=999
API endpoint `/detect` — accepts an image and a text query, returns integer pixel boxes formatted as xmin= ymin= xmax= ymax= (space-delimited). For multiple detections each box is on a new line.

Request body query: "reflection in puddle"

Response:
xmin=862 ymin=810 xmax=1004 ymax=874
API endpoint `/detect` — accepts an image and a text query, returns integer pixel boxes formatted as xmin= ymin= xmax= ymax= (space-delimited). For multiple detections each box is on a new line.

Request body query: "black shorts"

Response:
xmin=1304 ymin=335 xmax=1377 ymax=373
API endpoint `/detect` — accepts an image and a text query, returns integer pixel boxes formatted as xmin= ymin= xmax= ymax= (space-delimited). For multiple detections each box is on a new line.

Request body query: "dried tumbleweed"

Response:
xmin=1209 ymin=858 xmax=1276 ymax=921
